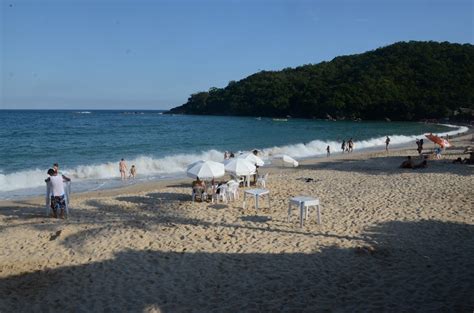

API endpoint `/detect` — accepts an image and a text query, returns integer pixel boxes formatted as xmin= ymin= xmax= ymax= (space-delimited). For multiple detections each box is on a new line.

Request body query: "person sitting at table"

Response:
xmin=192 ymin=177 xmax=206 ymax=189
xmin=191 ymin=177 xmax=207 ymax=201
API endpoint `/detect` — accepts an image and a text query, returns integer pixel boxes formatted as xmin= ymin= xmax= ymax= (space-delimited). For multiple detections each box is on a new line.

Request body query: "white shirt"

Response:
xmin=49 ymin=175 xmax=65 ymax=197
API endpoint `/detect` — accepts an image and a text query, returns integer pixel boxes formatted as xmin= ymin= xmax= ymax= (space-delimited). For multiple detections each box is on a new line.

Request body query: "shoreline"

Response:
xmin=0 ymin=128 xmax=472 ymax=312
xmin=2 ymin=127 xmax=472 ymax=207
xmin=0 ymin=120 xmax=467 ymax=201
xmin=2 ymin=124 xmax=471 ymax=203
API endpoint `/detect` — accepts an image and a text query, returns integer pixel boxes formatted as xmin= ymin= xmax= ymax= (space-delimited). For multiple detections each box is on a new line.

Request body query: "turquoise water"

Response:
xmin=0 ymin=110 xmax=464 ymax=199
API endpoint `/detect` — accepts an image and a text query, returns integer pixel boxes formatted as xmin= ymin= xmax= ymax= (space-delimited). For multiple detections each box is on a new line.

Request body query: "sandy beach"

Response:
xmin=0 ymin=134 xmax=473 ymax=312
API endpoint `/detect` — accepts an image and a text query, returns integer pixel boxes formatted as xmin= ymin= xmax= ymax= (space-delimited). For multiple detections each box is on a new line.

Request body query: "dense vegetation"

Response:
xmin=168 ymin=41 xmax=474 ymax=121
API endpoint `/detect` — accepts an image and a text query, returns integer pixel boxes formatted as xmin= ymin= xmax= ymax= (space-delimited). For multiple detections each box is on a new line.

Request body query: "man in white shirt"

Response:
xmin=45 ymin=168 xmax=71 ymax=218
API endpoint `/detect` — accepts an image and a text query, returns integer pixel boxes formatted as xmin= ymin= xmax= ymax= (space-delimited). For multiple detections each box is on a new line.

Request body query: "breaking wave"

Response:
xmin=0 ymin=124 xmax=468 ymax=194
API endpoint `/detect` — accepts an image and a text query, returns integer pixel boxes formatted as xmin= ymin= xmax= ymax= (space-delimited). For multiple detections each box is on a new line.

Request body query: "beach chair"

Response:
xmin=192 ymin=187 xmax=206 ymax=202
xmin=226 ymin=181 xmax=240 ymax=201
xmin=256 ymin=173 xmax=269 ymax=188
xmin=45 ymin=181 xmax=71 ymax=218
xmin=215 ymin=184 xmax=229 ymax=203
xmin=231 ymin=174 xmax=245 ymax=187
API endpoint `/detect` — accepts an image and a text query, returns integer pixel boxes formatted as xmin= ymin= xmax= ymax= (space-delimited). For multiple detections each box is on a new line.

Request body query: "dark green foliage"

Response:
xmin=168 ymin=41 xmax=474 ymax=121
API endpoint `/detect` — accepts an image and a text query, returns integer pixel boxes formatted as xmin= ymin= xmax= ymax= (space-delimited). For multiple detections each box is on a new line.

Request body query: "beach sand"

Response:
xmin=0 ymin=134 xmax=473 ymax=312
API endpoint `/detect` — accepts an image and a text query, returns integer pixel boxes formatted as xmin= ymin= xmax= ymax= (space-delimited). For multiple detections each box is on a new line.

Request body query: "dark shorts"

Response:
xmin=51 ymin=195 xmax=66 ymax=212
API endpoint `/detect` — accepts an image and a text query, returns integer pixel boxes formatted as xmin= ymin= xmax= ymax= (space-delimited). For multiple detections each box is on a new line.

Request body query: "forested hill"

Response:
xmin=167 ymin=41 xmax=474 ymax=121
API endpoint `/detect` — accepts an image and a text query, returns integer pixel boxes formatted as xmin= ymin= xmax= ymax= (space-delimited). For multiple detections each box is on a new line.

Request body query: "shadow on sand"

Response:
xmin=0 ymin=219 xmax=472 ymax=312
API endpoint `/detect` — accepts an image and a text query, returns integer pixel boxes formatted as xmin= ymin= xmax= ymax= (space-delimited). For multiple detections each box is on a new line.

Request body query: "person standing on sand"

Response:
xmin=341 ymin=140 xmax=346 ymax=153
xmin=385 ymin=136 xmax=391 ymax=151
xmin=119 ymin=158 xmax=127 ymax=180
xmin=45 ymin=168 xmax=71 ymax=218
xmin=326 ymin=145 xmax=330 ymax=157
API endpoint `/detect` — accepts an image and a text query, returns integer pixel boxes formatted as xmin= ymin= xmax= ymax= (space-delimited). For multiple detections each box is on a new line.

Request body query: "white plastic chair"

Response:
xmin=256 ymin=173 xmax=269 ymax=188
xmin=226 ymin=181 xmax=240 ymax=201
xmin=192 ymin=187 xmax=206 ymax=202
xmin=231 ymin=174 xmax=245 ymax=187
xmin=215 ymin=184 xmax=228 ymax=203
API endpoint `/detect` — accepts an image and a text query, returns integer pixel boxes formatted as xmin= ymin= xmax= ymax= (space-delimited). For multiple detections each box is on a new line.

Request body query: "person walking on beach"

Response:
xmin=385 ymin=136 xmax=391 ymax=151
xmin=129 ymin=165 xmax=136 ymax=179
xmin=119 ymin=158 xmax=127 ymax=180
xmin=348 ymin=138 xmax=354 ymax=153
xmin=326 ymin=145 xmax=330 ymax=157
xmin=341 ymin=140 xmax=346 ymax=153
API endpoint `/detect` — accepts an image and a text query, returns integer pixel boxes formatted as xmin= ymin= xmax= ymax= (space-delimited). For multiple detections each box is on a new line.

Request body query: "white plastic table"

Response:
xmin=242 ymin=188 xmax=270 ymax=210
xmin=288 ymin=196 xmax=321 ymax=227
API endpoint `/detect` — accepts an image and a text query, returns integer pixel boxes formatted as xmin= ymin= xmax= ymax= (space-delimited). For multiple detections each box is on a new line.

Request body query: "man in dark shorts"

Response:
xmin=46 ymin=168 xmax=71 ymax=218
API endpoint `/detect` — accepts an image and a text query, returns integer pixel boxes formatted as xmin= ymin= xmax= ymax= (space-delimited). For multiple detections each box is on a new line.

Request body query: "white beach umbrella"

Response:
xmin=224 ymin=158 xmax=257 ymax=176
xmin=186 ymin=160 xmax=225 ymax=180
xmin=238 ymin=153 xmax=265 ymax=167
xmin=272 ymin=154 xmax=299 ymax=167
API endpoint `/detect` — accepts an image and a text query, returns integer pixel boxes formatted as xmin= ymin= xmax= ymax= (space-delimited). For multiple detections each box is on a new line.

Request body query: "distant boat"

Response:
xmin=272 ymin=118 xmax=288 ymax=122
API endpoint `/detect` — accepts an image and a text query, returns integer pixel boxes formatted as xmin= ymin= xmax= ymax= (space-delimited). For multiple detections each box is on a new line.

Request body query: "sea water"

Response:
xmin=0 ymin=110 xmax=467 ymax=199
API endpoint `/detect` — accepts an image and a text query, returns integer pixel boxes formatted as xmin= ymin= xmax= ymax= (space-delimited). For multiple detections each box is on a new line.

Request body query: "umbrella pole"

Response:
xmin=211 ymin=178 xmax=215 ymax=203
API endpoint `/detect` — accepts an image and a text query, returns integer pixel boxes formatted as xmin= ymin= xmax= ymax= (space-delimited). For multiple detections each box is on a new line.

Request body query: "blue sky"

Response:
xmin=1 ymin=0 xmax=473 ymax=110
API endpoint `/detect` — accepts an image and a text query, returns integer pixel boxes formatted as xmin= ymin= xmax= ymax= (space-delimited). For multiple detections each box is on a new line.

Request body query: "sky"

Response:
xmin=1 ymin=0 xmax=473 ymax=110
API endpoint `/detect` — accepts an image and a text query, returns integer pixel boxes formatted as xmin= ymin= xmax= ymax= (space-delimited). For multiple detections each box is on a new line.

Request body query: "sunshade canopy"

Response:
xmin=186 ymin=160 xmax=225 ymax=180
xmin=224 ymin=158 xmax=257 ymax=176
xmin=238 ymin=153 xmax=265 ymax=167
xmin=425 ymin=134 xmax=451 ymax=148
xmin=272 ymin=154 xmax=299 ymax=167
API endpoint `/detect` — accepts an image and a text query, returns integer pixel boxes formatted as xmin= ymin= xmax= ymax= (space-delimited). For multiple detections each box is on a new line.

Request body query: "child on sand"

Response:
xmin=129 ymin=165 xmax=136 ymax=179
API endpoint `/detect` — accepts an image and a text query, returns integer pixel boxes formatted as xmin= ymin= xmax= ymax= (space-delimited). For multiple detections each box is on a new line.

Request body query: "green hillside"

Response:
xmin=168 ymin=41 xmax=474 ymax=121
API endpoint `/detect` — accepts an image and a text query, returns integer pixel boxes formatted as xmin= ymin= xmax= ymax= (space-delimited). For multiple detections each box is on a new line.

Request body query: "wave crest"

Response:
xmin=0 ymin=125 xmax=468 ymax=193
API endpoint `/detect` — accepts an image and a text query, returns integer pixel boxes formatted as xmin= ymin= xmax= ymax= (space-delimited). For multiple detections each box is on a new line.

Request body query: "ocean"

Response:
xmin=0 ymin=110 xmax=467 ymax=199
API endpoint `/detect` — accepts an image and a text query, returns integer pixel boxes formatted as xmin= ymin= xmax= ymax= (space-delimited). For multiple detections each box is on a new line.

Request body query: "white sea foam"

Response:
xmin=0 ymin=124 xmax=468 ymax=194
xmin=0 ymin=150 xmax=223 ymax=192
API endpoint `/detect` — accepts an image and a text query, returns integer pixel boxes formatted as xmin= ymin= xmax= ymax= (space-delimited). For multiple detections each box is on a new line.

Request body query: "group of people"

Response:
xmin=400 ymin=156 xmax=428 ymax=169
xmin=119 ymin=159 xmax=137 ymax=180
xmin=452 ymin=147 xmax=474 ymax=164
xmin=45 ymin=163 xmax=71 ymax=219
xmin=341 ymin=138 xmax=354 ymax=153
xmin=223 ymin=151 xmax=235 ymax=160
